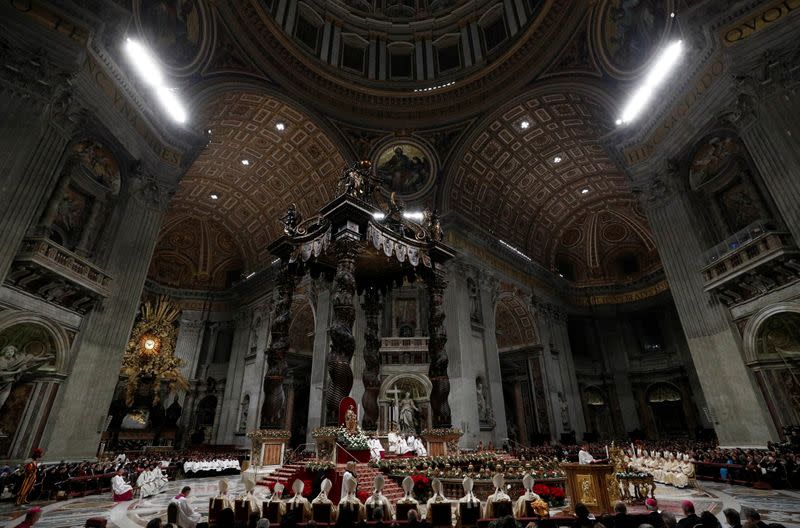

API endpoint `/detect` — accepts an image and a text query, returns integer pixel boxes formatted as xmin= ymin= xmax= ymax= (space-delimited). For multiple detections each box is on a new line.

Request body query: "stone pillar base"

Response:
xmin=247 ymin=430 xmax=290 ymax=466
xmin=422 ymin=428 xmax=463 ymax=456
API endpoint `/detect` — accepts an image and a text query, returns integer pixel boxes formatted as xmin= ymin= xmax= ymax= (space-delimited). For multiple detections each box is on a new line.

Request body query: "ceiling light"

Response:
xmin=617 ymin=40 xmax=684 ymax=125
xmin=124 ymin=38 xmax=163 ymax=87
xmin=124 ymin=38 xmax=188 ymax=124
xmin=245 ymin=272 xmax=256 ymax=279
xmin=581 ymin=188 xmax=590 ymax=194
xmin=373 ymin=212 xmax=386 ymax=220
xmin=520 ymin=120 xmax=530 ymax=129
xmin=241 ymin=159 xmax=250 ymax=166
xmin=553 ymin=156 xmax=562 ymax=163
xmin=558 ymin=273 xmax=565 ymax=278
xmin=670 ymin=11 xmax=675 ymax=18
xmin=403 ymin=211 xmax=424 ymax=221
xmin=275 ymin=122 xmax=286 ymax=131
xmin=210 ymin=193 xmax=219 ymax=200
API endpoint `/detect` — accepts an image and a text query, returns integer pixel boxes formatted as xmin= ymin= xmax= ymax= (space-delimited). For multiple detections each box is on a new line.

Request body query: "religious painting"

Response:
xmin=595 ymin=0 xmax=672 ymax=78
xmin=718 ymin=181 xmax=764 ymax=233
xmin=375 ymin=142 xmax=433 ymax=196
xmin=0 ymin=383 xmax=33 ymax=453
xmin=72 ymin=140 xmax=121 ymax=193
xmin=137 ymin=0 xmax=209 ymax=71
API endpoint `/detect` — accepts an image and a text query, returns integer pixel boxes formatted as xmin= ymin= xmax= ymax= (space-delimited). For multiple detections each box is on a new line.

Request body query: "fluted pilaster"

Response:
xmin=41 ymin=186 xmax=167 ymax=459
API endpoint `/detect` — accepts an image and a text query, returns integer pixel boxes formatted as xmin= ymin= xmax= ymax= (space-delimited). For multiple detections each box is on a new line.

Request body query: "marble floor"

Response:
xmin=1 ymin=477 xmax=798 ymax=528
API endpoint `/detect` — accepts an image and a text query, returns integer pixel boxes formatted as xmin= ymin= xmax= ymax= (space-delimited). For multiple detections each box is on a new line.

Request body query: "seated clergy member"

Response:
xmin=514 ymin=473 xmax=546 ymax=518
xmin=425 ymin=477 xmax=452 ymax=527
xmin=137 ymin=466 xmax=157 ymax=498
xmin=414 ymin=437 xmax=428 ymax=457
xmin=151 ymin=463 xmax=169 ymax=492
xmin=286 ymin=479 xmax=312 ymax=522
xmin=112 ymin=469 xmax=134 ymax=501
xmin=366 ymin=474 xmax=394 ymax=520
xmin=170 ymin=486 xmax=204 ymax=528
xmin=238 ymin=475 xmax=261 ymax=517
xmin=263 ymin=482 xmax=286 ymax=524
xmin=456 ymin=477 xmax=481 ymax=528
xmin=338 ymin=472 xmax=366 ymax=523
xmin=215 ymin=479 xmax=234 ymax=510
xmin=369 ymin=438 xmax=385 ymax=462
xmin=339 ymin=460 xmax=358 ymax=502
xmin=484 ymin=474 xmax=513 ymax=519
xmin=311 ymin=477 xmax=337 ymax=523
xmin=396 ymin=476 xmax=419 ymax=521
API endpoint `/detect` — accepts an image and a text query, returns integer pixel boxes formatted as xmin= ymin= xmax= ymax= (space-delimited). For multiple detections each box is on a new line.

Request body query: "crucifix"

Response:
xmin=386 ymin=385 xmax=402 ymax=430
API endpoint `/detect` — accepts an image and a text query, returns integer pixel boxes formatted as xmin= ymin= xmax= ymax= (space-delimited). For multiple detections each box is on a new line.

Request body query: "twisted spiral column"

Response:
xmin=361 ymin=286 xmax=383 ymax=430
xmin=427 ymin=262 xmax=451 ymax=427
xmin=326 ymin=238 xmax=359 ymax=425
xmin=260 ymin=266 xmax=295 ymax=428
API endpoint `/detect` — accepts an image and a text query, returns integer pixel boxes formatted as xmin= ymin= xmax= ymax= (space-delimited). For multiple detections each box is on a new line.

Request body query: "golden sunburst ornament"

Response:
xmin=121 ymin=296 xmax=188 ymax=406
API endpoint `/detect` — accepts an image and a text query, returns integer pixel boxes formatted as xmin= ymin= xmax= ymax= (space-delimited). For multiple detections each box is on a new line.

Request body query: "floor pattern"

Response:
xmin=1 ymin=477 xmax=798 ymax=528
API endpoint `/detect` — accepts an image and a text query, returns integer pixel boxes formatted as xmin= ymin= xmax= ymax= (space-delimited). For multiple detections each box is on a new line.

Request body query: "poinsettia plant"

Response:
xmin=411 ymin=474 xmax=431 ymax=501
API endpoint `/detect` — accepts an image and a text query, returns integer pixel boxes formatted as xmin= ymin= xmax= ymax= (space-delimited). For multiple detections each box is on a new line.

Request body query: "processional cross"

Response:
xmin=387 ymin=385 xmax=402 ymax=429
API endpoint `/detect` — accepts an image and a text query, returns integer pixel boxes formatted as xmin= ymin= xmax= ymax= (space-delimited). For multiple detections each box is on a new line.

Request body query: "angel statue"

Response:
xmin=281 ymin=203 xmax=302 ymax=236
xmin=0 ymin=345 xmax=50 ymax=435
xmin=339 ymin=166 xmax=364 ymax=197
xmin=423 ymin=207 xmax=443 ymax=241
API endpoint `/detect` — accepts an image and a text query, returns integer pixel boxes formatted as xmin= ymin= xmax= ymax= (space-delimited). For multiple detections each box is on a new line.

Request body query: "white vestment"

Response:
xmin=578 ymin=450 xmax=594 ymax=464
xmin=111 ymin=475 xmax=132 ymax=496
xmin=171 ymin=496 xmax=203 ymax=528
xmin=137 ymin=470 xmax=158 ymax=498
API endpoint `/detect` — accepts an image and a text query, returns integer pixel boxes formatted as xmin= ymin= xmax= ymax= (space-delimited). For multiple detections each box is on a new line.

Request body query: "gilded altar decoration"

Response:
xmin=120 ymin=296 xmax=187 ymax=406
xmin=577 ymin=474 xmax=597 ymax=506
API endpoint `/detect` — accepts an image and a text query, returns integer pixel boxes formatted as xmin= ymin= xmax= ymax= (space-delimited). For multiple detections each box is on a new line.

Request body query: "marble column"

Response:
xmin=512 ymin=380 xmax=527 ymax=443
xmin=442 ymin=264 xmax=480 ymax=445
xmin=326 ymin=238 xmax=358 ymax=425
xmin=478 ymin=275 xmax=508 ymax=443
xmin=0 ymin=89 xmax=77 ymax=282
xmin=361 ymin=287 xmax=382 ymax=431
xmin=306 ymin=286 xmax=330 ymax=444
xmin=636 ymin=170 xmax=776 ymax=445
xmin=218 ymin=310 xmax=252 ymax=443
xmin=174 ymin=318 xmax=207 ymax=380
xmin=41 ymin=172 xmax=168 ymax=459
xmin=731 ymin=95 xmax=800 ymax=243
xmin=261 ymin=266 xmax=295 ymax=428
xmin=284 ymin=380 xmax=296 ymax=432
xmin=427 ymin=262 xmax=451 ymax=428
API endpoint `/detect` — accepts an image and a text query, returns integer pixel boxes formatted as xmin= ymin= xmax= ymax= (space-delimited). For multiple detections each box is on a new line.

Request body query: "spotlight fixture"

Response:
xmin=275 ymin=122 xmax=286 ymax=131
xmin=670 ymin=11 xmax=675 ymax=17
xmin=124 ymin=38 xmax=188 ymax=124
xmin=553 ymin=156 xmax=562 ymax=164
xmin=520 ymin=120 xmax=530 ymax=129
xmin=581 ymin=188 xmax=590 ymax=194
xmin=617 ymin=40 xmax=684 ymax=125
xmin=241 ymin=159 xmax=251 ymax=166
xmin=210 ymin=193 xmax=219 ymax=200
xmin=373 ymin=212 xmax=386 ymax=220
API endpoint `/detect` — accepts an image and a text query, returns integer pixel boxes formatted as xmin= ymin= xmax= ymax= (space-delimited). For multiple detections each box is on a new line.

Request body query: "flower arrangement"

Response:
xmin=411 ymin=474 xmax=432 ymax=501
xmin=336 ymin=428 xmax=370 ymax=450
xmin=531 ymin=484 xmax=566 ymax=506
xmin=312 ymin=427 xmax=340 ymax=438
xmin=248 ymin=429 xmax=291 ymax=441
xmin=616 ymin=470 xmax=652 ymax=479
xmin=305 ymin=460 xmax=335 ymax=472
xmin=421 ymin=428 xmax=463 ymax=438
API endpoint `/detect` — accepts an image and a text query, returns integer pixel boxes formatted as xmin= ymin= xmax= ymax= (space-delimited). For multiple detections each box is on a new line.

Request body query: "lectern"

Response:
xmin=560 ymin=463 xmax=619 ymax=515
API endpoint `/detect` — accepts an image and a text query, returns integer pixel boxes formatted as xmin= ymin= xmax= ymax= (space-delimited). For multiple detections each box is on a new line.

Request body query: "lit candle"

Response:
xmin=605 ymin=445 xmax=609 ymax=459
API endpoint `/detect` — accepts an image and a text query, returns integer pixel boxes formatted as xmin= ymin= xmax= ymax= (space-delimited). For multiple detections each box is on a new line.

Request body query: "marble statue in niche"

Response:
xmin=399 ymin=391 xmax=420 ymax=435
xmin=0 ymin=345 xmax=51 ymax=435
xmin=476 ymin=377 xmax=495 ymax=428
xmin=468 ymin=277 xmax=481 ymax=323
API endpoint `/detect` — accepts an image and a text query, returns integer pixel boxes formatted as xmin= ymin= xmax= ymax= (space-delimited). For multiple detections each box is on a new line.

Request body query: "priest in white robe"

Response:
xmin=311 ymin=478 xmax=337 ymax=522
xmin=483 ymin=474 xmax=512 ymax=518
xmin=111 ymin=469 xmax=134 ymax=502
xmin=456 ymin=477 xmax=480 ymax=528
xmin=366 ymin=474 xmax=394 ymax=520
xmin=136 ymin=467 xmax=157 ymax=498
xmin=425 ymin=478 xmax=450 ymax=522
xmin=170 ymin=486 xmax=203 ymax=528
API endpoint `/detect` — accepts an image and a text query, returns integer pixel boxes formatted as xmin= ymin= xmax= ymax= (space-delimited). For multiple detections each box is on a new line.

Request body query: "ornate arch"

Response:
xmin=0 ymin=311 xmax=72 ymax=375
xmin=379 ymin=373 xmax=432 ymax=403
xmin=494 ymin=291 xmax=538 ymax=350
xmin=742 ymin=302 xmax=800 ymax=364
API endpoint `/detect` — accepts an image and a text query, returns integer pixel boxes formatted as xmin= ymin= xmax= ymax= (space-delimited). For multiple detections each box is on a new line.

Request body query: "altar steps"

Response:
xmin=337 ymin=463 xmax=405 ymax=502
xmin=256 ymin=462 xmax=306 ymax=489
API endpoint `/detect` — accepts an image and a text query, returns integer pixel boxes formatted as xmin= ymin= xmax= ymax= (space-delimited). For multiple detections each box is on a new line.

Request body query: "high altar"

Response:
xmin=249 ymin=162 xmax=461 ymax=455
